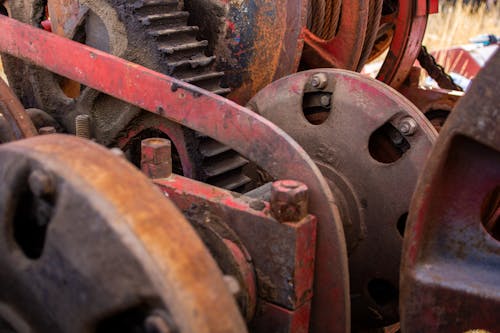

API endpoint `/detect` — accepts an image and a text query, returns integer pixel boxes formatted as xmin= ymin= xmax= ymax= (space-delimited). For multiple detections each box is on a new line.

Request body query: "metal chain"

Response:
xmin=418 ymin=45 xmax=464 ymax=91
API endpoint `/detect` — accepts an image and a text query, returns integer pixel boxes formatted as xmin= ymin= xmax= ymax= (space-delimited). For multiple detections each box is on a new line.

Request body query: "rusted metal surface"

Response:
xmin=301 ymin=0 xmax=369 ymax=71
xmin=141 ymin=137 xmax=173 ymax=179
xmin=0 ymin=134 xmax=246 ymax=332
xmin=0 ymin=77 xmax=37 ymax=142
xmin=270 ymin=180 xmax=309 ymax=222
xmin=0 ymin=16 xmax=349 ymax=333
xmin=249 ymin=69 xmax=437 ymax=329
xmin=400 ymin=50 xmax=500 ymax=332
xmin=186 ymin=0 xmax=307 ymax=105
xmin=154 ymin=174 xmax=316 ymax=332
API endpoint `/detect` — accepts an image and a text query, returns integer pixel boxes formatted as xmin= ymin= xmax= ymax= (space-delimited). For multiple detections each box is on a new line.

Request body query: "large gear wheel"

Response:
xmin=1 ymin=0 xmax=252 ymax=191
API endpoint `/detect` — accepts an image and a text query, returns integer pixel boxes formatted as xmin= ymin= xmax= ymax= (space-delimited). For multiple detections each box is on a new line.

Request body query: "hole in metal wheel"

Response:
xmin=397 ymin=212 xmax=408 ymax=237
xmin=302 ymin=91 xmax=332 ymax=125
xmin=368 ymin=122 xmax=410 ymax=164
xmin=12 ymin=170 xmax=56 ymax=260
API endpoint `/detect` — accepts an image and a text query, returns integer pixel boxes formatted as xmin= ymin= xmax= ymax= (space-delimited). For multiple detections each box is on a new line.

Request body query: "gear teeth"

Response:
xmin=158 ymin=40 xmax=208 ymax=55
xmin=168 ymin=55 xmax=216 ymax=70
xmin=183 ymin=71 xmax=224 ymax=83
xmin=148 ymin=25 xmax=199 ymax=38
xmin=210 ymin=87 xmax=232 ymax=95
xmin=212 ymin=173 xmax=252 ymax=192
xmin=199 ymin=140 xmax=232 ymax=157
xmin=203 ymin=155 xmax=249 ymax=178
xmin=138 ymin=11 xmax=190 ymax=26
xmin=132 ymin=0 xmax=252 ymax=192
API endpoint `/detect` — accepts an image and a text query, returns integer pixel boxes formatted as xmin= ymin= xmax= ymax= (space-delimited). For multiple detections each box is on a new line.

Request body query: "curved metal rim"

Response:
xmin=0 ymin=134 xmax=247 ymax=332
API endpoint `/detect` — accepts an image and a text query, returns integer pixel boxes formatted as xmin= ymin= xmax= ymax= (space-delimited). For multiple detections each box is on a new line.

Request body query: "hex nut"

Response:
xmin=398 ymin=117 xmax=418 ymax=136
xmin=311 ymin=73 xmax=328 ymax=89
xmin=141 ymin=138 xmax=172 ymax=179
xmin=270 ymin=180 xmax=308 ymax=222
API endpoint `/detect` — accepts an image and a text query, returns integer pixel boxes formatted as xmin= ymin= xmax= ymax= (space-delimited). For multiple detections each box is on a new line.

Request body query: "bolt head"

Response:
xmin=141 ymin=138 xmax=171 ymax=164
xmin=398 ymin=117 xmax=418 ymax=136
xmin=311 ymin=73 xmax=328 ymax=89
xmin=141 ymin=138 xmax=172 ymax=178
xmin=270 ymin=180 xmax=308 ymax=222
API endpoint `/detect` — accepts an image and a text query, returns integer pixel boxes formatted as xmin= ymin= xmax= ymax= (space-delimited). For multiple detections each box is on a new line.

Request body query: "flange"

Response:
xmin=248 ymin=69 xmax=437 ymax=329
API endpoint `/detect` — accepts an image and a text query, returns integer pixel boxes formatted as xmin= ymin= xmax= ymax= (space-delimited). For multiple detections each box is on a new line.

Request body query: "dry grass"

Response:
xmin=0 ymin=58 xmax=6 ymax=83
xmin=423 ymin=0 xmax=500 ymax=51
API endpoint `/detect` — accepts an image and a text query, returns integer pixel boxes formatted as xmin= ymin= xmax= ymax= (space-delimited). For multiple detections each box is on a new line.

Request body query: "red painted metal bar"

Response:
xmin=0 ymin=15 xmax=349 ymax=333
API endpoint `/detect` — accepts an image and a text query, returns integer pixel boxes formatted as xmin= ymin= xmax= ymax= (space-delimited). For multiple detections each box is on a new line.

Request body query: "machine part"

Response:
xmin=184 ymin=0 xmax=307 ymax=105
xmin=0 ymin=77 xmax=37 ymax=142
xmin=375 ymin=0 xmax=431 ymax=88
xmin=270 ymin=180 xmax=309 ymax=222
xmin=398 ymin=67 xmax=462 ymax=132
xmin=0 ymin=16 xmax=350 ymax=333
xmin=400 ymin=51 xmax=500 ymax=332
xmin=0 ymin=134 xmax=246 ymax=332
xmin=0 ymin=0 xmax=251 ymax=192
xmin=75 ymin=114 xmax=91 ymax=139
xmin=153 ymin=174 xmax=317 ymax=332
xmin=248 ymin=69 xmax=437 ymax=329
xmin=302 ymin=0 xmax=369 ymax=71
xmin=141 ymin=137 xmax=173 ymax=179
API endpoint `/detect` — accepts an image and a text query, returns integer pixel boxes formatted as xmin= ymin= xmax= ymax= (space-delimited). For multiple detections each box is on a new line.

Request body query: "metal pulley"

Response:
xmin=248 ymin=69 xmax=437 ymax=329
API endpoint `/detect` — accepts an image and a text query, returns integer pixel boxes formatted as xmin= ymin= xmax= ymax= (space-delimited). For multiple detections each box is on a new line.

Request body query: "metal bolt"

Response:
xmin=38 ymin=126 xmax=56 ymax=135
xmin=144 ymin=313 xmax=172 ymax=333
xmin=311 ymin=73 xmax=328 ymax=89
xmin=270 ymin=180 xmax=308 ymax=222
xmin=75 ymin=114 xmax=91 ymax=139
xmin=28 ymin=169 xmax=55 ymax=198
xmin=141 ymin=138 xmax=172 ymax=179
xmin=398 ymin=117 xmax=418 ymax=136
xmin=320 ymin=94 xmax=331 ymax=107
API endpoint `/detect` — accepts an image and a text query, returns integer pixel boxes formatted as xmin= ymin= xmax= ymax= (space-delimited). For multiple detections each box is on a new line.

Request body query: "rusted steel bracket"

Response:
xmin=401 ymin=51 xmax=500 ymax=332
xmin=155 ymin=175 xmax=316 ymax=332
xmin=0 ymin=15 xmax=349 ymax=333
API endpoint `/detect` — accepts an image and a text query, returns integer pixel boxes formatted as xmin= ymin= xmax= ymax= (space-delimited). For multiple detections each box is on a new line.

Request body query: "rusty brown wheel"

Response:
xmin=0 ymin=134 xmax=246 ymax=333
xmin=0 ymin=77 xmax=37 ymax=143
xmin=248 ymin=69 xmax=437 ymax=330
xmin=302 ymin=0 xmax=370 ymax=70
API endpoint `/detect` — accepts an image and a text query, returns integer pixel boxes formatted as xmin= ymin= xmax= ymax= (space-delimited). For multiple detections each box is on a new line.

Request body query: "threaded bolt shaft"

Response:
xmin=75 ymin=114 xmax=91 ymax=139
